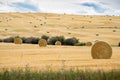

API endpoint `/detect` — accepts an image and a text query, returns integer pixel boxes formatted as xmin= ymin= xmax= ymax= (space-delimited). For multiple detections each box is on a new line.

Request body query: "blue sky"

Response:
xmin=13 ymin=2 xmax=39 ymax=11
xmin=81 ymin=3 xmax=105 ymax=13
xmin=0 ymin=0 xmax=120 ymax=15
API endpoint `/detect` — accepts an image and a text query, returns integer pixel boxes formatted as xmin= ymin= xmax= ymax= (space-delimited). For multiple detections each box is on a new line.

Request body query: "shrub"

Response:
xmin=31 ymin=37 xmax=40 ymax=44
xmin=15 ymin=36 xmax=20 ymax=38
xmin=48 ymin=37 xmax=58 ymax=45
xmin=21 ymin=37 xmax=26 ymax=43
xmin=64 ymin=37 xmax=79 ymax=46
xmin=22 ymin=37 xmax=32 ymax=44
xmin=22 ymin=37 xmax=40 ymax=44
xmin=57 ymin=36 xmax=65 ymax=44
xmin=48 ymin=36 xmax=65 ymax=45
xmin=75 ymin=42 xmax=86 ymax=46
xmin=3 ymin=37 xmax=14 ymax=43
xmin=0 ymin=39 xmax=3 ymax=42
xmin=41 ymin=35 xmax=49 ymax=41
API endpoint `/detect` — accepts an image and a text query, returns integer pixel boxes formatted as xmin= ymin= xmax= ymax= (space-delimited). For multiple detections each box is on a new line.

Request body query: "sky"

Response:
xmin=0 ymin=0 xmax=120 ymax=15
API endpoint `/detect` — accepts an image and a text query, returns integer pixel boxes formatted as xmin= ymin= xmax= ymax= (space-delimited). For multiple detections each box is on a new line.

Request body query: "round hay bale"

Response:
xmin=38 ymin=39 xmax=47 ymax=47
xmin=14 ymin=38 xmax=22 ymax=44
xmin=55 ymin=41 xmax=62 ymax=46
xmin=86 ymin=42 xmax=92 ymax=46
xmin=91 ymin=41 xmax=112 ymax=59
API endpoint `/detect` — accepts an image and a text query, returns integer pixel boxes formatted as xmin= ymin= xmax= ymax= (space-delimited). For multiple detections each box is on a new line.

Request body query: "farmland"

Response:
xmin=0 ymin=13 xmax=120 ymax=71
xmin=0 ymin=43 xmax=120 ymax=71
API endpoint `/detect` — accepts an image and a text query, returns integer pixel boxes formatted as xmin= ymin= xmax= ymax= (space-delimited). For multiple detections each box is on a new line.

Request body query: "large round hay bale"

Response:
xmin=55 ymin=41 xmax=62 ymax=46
xmin=86 ymin=42 xmax=92 ymax=46
xmin=38 ymin=39 xmax=47 ymax=47
xmin=91 ymin=41 xmax=112 ymax=59
xmin=14 ymin=38 xmax=22 ymax=44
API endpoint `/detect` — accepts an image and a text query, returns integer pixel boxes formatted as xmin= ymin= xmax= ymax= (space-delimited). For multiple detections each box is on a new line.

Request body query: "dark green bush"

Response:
xmin=22 ymin=37 xmax=40 ymax=44
xmin=31 ymin=37 xmax=40 ymax=44
xmin=15 ymin=36 xmax=20 ymax=38
xmin=64 ymin=37 xmax=79 ymax=46
xmin=22 ymin=37 xmax=32 ymax=44
xmin=48 ymin=37 xmax=58 ymax=45
xmin=0 ymin=39 xmax=2 ymax=42
xmin=3 ymin=37 xmax=14 ymax=43
xmin=2 ymin=36 xmax=81 ymax=46
xmin=21 ymin=37 xmax=26 ymax=43
xmin=75 ymin=42 xmax=86 ymax=46
xmin=41 ymin=35 xmax=49 ymax=41
xmin=48 ymin=36 xmax=65 ymax=45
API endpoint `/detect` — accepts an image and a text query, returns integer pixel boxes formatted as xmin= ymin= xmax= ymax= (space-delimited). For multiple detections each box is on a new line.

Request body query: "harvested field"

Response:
xmin=0 ymin=13 xmax=120 ymax=71
xmin=0 ymin=43 xmax=120 ymax=71
xmin=0 ymin=13 xmax=120 ymax=45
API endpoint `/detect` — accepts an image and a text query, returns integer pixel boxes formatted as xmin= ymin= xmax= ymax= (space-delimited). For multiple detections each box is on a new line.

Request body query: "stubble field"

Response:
xmin=0 ymin=13 xmax=120 ymax=71
xmin=0 ymin=43 xmax=120 ymax=71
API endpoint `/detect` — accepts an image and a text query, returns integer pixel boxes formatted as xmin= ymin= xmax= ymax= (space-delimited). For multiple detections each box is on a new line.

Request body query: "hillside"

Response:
xmin=0 ymin=13 xmax=120 ymax=45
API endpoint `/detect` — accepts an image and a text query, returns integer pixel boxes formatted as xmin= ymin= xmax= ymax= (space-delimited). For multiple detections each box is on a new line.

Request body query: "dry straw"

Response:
xmin=38 ymin=39 xmax=47 ymax=47
xmin=91 ymin=41 xmax=112 ymax=59
xmin=55 ymin=41 xmax=62 ymax=46
xmin=14 ymin=38 xmax=22 ymax=44
xmin=86 ymin=42 xmax=92 ymax=46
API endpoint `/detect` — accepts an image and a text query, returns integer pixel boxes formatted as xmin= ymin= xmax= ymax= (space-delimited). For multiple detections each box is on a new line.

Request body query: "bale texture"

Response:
xmin=38 ymin=39 xmax=47 ymax=47
xmin=55 ymin=41 xmax=62 ymax=46
xmin=86 ymin=42 xmax=92 ymax=46
xmin=14 ymin=38 xmax=22 ymax=44
xmin=91 ymin=41 xmax=112 ymax=59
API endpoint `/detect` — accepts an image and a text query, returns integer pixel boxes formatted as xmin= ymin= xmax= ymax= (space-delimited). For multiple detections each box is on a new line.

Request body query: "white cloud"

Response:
xmin=0 ymin=0 xmax=120 ymax=15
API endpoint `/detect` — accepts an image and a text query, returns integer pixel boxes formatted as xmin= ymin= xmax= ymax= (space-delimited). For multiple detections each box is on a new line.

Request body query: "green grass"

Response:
xmin=0 ymin=68 xmax=120 ymax=80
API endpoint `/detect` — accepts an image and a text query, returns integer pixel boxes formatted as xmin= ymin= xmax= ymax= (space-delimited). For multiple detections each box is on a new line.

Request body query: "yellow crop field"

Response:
xmin=0 ymin=13 xmax=120 ymax=71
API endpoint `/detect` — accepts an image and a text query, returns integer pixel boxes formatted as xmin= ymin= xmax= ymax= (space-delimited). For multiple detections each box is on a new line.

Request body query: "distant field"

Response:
xmin=0 ymin=43 xmax=120 ymax=71
xmin=0 ymin=13 xmax=120 ymax=45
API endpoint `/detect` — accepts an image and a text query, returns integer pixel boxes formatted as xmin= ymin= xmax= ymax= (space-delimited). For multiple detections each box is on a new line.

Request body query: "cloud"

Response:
xmin=81 ymin=3 xmax=105 ymax=13
xmin=13 ymin=2 xmax=39 ymax=11
xmin=0 ymin=0 xmax=120 ymax=15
